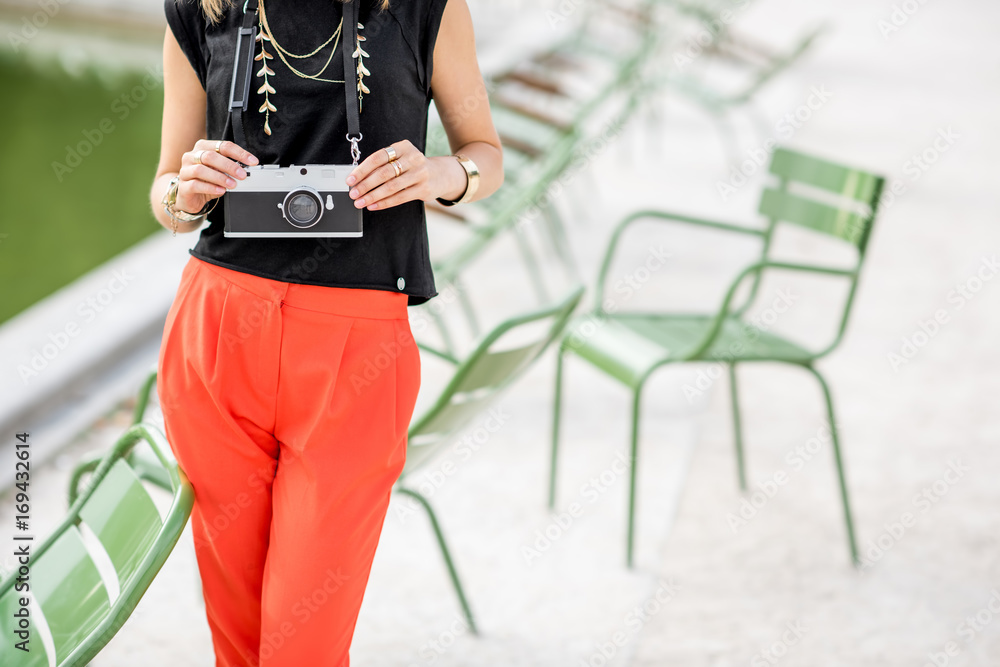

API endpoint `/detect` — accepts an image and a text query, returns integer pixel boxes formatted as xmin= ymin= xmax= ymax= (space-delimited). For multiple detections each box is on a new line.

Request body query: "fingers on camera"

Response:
xmin=179 ymin=166 xmax=227 ymax=196
xmin=192 ymin=140 xmax=258 ymax=170
xmin=214 ymin=140 xmax=258 ymax=167
xmin=190 ymin=164 xmax=232 ymax=189
xmin=193 ymin=179 xmax=226 ymax=196
xmin=199 ymin=151 xmax=246 ymax=183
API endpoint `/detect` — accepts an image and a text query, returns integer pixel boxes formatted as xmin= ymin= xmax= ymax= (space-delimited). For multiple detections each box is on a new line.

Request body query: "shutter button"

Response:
xmin=397 ymin=277 xmax=405 ymax=290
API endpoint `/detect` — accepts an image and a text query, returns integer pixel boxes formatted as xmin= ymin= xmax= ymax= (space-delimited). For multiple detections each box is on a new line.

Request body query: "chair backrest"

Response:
xmin=402 ymin=286 xmax=584 ymax=476
xmin=760 ymin=146 xmax=884 ymax=255
xmin=750 ymin=146 xmax=885 ymax=355
xmin=0 ymin=423 xmax=193 ymax=667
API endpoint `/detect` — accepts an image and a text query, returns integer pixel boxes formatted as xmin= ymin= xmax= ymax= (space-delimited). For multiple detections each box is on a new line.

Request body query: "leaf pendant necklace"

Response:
xmin=254 ymin=29 xmax=277 ymax=135
xmin=353 ymin=22 xmax=369 ymax=112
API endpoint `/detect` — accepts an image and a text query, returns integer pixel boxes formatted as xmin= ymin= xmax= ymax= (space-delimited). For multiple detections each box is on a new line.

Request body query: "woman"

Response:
xmin=149 ymin=0 xmax=502 ymax=662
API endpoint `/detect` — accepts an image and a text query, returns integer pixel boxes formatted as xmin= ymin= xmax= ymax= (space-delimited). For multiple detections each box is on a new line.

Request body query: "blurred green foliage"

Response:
xmin=0 ymin=50 xmax=162 ymax=324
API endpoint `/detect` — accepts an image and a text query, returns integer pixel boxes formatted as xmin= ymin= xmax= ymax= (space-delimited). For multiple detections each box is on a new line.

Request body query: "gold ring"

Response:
xmin=214 ymin=140 xmax=223 ymax=153
xmin=193 ymin=150 xmax=206 ymax=165
xmin=391 ymin=160 xmax=402 ymax=178
xmin=384 ymin=146 xmax=398 ymax=162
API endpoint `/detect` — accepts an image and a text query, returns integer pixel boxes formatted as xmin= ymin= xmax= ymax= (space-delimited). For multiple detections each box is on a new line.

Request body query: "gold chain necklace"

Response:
xmin=261 ymin=0 xmax=340 ymax=59
xmin=258 ymin=0 xmax=344 ymax=81
xmin=254 ymin=0 xmax=369 ymax=136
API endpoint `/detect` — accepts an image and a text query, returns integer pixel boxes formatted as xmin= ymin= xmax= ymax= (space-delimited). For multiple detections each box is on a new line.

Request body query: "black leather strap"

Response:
xmin=342 ymin=0 xmax=361 ymax=142
xmin=228 ymin=0 xmax=259 ymax=153
xmin=342 ymin=0 xmax=362 ymax=164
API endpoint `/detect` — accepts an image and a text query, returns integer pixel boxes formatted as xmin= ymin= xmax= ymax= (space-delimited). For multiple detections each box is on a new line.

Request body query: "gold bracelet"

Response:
xmin=435 ymin=154 xmax=480 ymax=207
xmin=161 ymin=176 xmax=216 ymax=236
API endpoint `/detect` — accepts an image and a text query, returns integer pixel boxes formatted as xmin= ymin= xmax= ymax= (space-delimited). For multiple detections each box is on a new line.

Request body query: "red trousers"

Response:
xmin=157 ymin=256 xmax=420 ymax=667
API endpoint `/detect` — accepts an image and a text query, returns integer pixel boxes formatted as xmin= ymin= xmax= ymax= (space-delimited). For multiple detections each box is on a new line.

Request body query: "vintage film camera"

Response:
xmin=224 ymin=164 xmax=362 ymax=238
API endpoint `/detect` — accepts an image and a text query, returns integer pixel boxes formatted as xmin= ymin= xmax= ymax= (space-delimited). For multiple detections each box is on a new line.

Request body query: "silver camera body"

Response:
xmin=223 ymin=164 xmax=362 ymax=238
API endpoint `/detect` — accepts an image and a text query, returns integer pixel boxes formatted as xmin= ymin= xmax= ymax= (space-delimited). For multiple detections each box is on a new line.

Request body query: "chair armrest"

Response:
xmin=67 ymin=452 xmax=105 ymax=506
xmin=684 ymin=260 xmax=856 ymax=360
xmin=595 ymin=209 xmax=765 ymax=309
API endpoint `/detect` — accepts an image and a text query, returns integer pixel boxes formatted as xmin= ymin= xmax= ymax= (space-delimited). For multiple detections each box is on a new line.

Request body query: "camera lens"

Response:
xmin=282 ymin=188 xmax=323 ymax=228
xmin=288 ymin=194 xmax=317 ymax=222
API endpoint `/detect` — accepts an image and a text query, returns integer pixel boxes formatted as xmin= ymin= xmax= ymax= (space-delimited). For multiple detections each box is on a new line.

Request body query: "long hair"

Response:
xmin=199 ymin=0 xmax=389 ymax=25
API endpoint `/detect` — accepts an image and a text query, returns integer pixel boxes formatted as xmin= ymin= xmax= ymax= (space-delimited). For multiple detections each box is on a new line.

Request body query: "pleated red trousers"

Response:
xmin=157 ymin=255 xmax=420 ymax=667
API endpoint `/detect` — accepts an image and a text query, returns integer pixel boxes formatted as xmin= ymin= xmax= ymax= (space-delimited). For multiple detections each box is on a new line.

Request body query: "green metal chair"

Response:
xmin=398 ymin=285 xmax=585 ymax=634
xmin=0 ymin=422 xmax=193 ymax=666
xmin=549 ymin=147 xmax=885 ymax=568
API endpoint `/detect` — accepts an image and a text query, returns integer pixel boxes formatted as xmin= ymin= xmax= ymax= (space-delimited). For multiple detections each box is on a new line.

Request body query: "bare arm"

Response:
xmin=426 ymin=0 xmax=503 ymax=201
xmin=149 ymin=26 xmax=258 ymax=233
xmin=346 ymin=0 xmax=503 ymax=210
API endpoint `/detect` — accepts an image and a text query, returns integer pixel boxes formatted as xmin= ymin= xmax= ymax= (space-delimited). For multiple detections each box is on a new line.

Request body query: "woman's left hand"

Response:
xmin=346 ymin=139 xmax=465 ymax=211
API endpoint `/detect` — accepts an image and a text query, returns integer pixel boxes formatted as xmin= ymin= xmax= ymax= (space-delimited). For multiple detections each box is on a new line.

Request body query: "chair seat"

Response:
xmin=564 ymin=312 xmax=814 ymax=388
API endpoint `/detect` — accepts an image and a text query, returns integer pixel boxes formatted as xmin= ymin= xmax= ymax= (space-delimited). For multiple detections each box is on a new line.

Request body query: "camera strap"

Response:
xmin=228 ymin=0 xmax=260 ymax=154
xmin=227 ymin=0 xmax=363 ymax=164
xmin=341 ymin=0 xmax=362 ymax=165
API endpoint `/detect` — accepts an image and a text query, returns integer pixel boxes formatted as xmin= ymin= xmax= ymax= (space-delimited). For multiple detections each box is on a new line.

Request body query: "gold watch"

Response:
xmin=435 ymin=154 xmax=480 ymax=206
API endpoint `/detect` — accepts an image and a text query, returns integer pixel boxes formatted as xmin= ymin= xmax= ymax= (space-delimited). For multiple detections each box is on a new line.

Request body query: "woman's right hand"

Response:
xmin=174 ymin=139 xmax=259 ymax=214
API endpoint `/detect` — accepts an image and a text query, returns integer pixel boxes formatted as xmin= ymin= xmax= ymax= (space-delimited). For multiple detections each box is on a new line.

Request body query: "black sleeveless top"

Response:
xmin=164 ymin=0 xmax=446 ymax=304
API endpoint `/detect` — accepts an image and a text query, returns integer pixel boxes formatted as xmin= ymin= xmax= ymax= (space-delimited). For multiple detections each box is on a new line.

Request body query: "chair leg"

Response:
xmin=428 ymin=303 xmax=458 ymax=359
xmin=395 ymin=487 xmax=479 ymax=634
xmin=511 ymin=222 xmax=551 ymax=305
xmin=576 ymin=169 xmax=605 ymax=226
xmin=728 ymin=363 xmax=748 ymax=491
xmin=548 ymin=347 xmax=567 ymax=510
xmin=456 ymin=283 xmax=481 ymax=339
xmin=541 ymin=205 xmax=581 ymax=282
xmin=803 ymin=364 xmax=860 ymax=567
xmin=626 ymin=384 xmax=644 ymax=569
